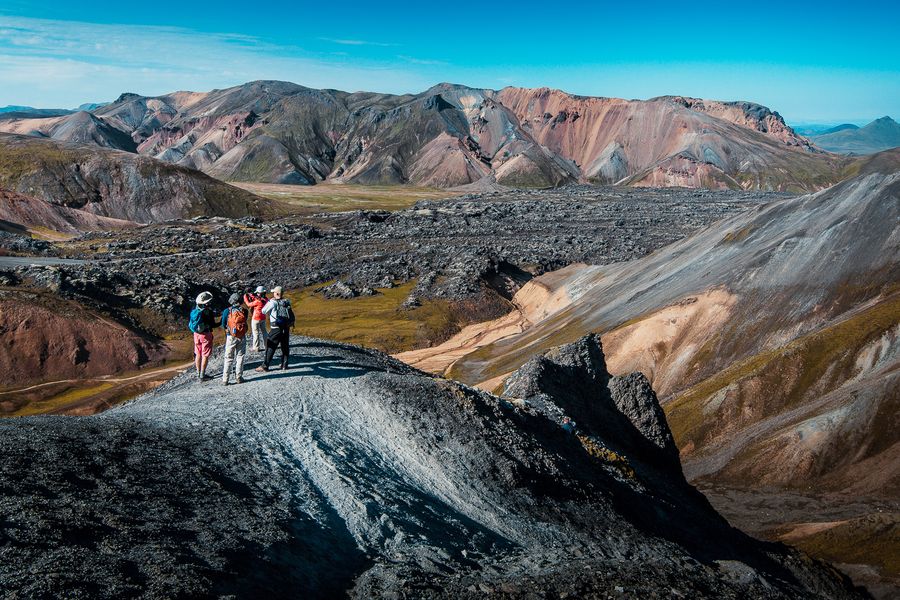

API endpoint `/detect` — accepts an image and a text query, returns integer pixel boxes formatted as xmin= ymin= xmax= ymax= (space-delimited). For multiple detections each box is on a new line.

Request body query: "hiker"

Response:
xmin=255 ymin=286 xmax=295 ymax=372
xmin=189 ymin=291 xmax=217 ymax=381
xmin=244 ymin=285 xmax=268 ymax=352
xmin=221 ymin=293 xmax=249 ymax=385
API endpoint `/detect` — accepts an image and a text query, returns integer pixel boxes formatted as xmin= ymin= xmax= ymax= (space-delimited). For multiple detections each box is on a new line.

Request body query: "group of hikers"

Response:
xmin=188 ymin=285 xmax=295 ymax=384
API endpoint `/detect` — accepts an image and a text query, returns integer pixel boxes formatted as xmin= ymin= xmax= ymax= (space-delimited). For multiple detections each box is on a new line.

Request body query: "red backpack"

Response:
xmin=226 ymin=307 xmax=248 ymax=338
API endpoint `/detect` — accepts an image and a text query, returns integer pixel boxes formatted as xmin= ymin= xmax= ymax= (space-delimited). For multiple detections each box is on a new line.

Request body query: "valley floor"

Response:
xmin=701 ymin=484 xmax=900 ymax=600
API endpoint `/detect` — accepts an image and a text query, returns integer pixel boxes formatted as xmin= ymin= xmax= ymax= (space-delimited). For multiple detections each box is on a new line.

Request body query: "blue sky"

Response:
xmin=0 ymin=1 xmax=897 ymax=122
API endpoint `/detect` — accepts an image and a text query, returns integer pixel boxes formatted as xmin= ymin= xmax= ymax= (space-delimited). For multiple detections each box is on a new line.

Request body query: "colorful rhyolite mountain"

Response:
xmin=0 ymin=81 xmax=858 ymax=192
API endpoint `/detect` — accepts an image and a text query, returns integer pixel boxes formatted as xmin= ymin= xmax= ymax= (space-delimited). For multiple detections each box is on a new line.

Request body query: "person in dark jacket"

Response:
xmin=255 ymin=286 xmax=294 ymax=372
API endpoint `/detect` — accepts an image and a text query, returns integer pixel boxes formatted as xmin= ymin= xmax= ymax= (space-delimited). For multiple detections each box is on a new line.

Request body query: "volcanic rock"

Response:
xmin=0 ymin=336 xmax=867 ymax=598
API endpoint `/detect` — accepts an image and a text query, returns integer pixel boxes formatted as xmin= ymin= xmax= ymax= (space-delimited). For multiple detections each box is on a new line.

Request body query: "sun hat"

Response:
xmin=196 ymin=291 xmax=213 ymax=305
xmin=254 ymin=285 xmax=266 ymax=293
xmin=228 ymin=293 xmax=241 ymax=305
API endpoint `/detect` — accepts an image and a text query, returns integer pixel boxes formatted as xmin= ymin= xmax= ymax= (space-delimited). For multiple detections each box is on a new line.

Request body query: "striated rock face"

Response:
xmin=0 ymin=336 xmax=867 ymax=598
xmin=0 ymin=80 xmax=856 ymax=192
xmin=0 ymin=188 xmax=138 ymax=233
xmin=0 ymin=133 xmax=272 ymax=223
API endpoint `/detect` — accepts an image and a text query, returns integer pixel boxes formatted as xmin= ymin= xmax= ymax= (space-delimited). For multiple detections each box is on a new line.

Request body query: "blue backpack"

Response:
xmin=189 ymin=306 xmax=209 ymax=333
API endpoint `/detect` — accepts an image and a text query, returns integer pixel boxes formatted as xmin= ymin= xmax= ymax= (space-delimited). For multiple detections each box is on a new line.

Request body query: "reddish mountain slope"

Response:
xmin=0 ymin=189 xmax=137 ymax=234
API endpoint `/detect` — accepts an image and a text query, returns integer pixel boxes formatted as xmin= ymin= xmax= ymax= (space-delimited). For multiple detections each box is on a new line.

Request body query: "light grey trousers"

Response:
xmin=222 ymin=334 xmax=247 ymax=382
xmin=250 ymin=319 xmax=267 ymax=351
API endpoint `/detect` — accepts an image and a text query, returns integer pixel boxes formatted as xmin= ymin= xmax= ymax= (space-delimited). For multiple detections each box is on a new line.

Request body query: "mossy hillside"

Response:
xmin=285 ymin=281 xmax=464 ymax=354
xmin=666 ymin=292 xmax=900 ymax=452
xmin=6 ymin=383 xmax=116 ymax=417
xmin=0 ymin=136 xmax=79 ymax=183
xmin=235 ymin=182 xmax=455 ymax=214
xmin=784 ymin=514 xmax=900 ymax=579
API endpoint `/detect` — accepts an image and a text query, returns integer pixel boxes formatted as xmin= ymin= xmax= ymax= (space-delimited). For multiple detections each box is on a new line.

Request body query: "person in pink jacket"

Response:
xmin=243 ymin=286 xmax=268 ymax=352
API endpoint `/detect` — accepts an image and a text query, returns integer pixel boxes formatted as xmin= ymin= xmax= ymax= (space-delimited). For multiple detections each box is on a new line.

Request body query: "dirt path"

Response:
xmin=0 ymin=363 xmax=191 ymax=397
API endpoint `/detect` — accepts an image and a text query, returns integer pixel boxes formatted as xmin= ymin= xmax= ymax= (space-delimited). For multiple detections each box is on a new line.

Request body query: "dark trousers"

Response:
xmin=264 ymin=327 xmax=290 ymax=368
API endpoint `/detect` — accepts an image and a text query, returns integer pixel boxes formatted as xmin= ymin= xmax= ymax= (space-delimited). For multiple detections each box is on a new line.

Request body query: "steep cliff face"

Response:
xmin=0 ymin=81 xmax=855 ymax=191
xmin=0 ymin=188 xmax=137 ymax=234
xmin=0 ymin=335 xmax=866 ymax=598
xmin=0 ymin=133 xmax=272 ymax=223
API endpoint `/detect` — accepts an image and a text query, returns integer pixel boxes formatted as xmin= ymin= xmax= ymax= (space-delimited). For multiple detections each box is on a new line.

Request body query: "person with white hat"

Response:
xmin=243 ymin=285 xmax=268 ymax=353
xmin=188 ymin=291 xmax=217 ymax=381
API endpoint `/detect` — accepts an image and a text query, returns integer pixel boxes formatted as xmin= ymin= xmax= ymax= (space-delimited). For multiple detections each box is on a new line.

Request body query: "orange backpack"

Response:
xmin=226 ymin=307 xmax=248 ymax=338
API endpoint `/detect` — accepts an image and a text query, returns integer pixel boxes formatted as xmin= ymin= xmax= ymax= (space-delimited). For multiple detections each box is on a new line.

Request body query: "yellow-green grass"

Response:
xmin=285 ymin=281 xmax=461 ymax=354
xmin=666 ymin=292 xmax=900 ymax=449
xmin=8 ymin=383 xmax=115 ymax=417
xmin=784 ymin=514 xmax=900 ymax=578
xmin=233 ymin=182 xmax=458 ymax=214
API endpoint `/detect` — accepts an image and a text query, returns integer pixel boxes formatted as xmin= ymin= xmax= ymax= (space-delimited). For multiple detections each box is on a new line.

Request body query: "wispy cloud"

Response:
xmin=397 ymin=55 xmax=447 ymax=66
xmin=0 ymin=16 xmax=431 ymax=107
xmin=319 ymin=37 xmax=398 ymax=47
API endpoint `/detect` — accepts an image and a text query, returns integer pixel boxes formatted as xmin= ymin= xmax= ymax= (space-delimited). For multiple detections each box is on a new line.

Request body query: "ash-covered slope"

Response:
xmin=0 ymin=336 xmax=864 ymax=598
xmin=0 ymin=133 xmax=273 ymax=223
xmin=1 ymin=80 xmax=854 ymax=191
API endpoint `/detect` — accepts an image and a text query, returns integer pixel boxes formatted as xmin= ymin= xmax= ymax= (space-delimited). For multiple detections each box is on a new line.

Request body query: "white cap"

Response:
xmin=272 ymin=286 xmax=283 ymax=295
xmin=254 ymin=285 xmax=266 ymax=293
xmin=196 ymin=291 xmax=213 ymax=305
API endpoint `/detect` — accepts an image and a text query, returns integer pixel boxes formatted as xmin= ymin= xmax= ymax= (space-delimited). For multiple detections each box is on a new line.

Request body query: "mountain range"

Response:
xmin=810 ymin=116 xmax=900 ymax=155
xmin=0 ymin=80 xmax=860 ymax=192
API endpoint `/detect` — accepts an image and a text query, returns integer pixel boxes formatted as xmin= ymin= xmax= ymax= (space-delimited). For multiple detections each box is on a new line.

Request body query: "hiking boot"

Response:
xmin=236 ymin=377 xmax=245 ymax=384
xmin=255 ymin=366 xmax=268 ymax=373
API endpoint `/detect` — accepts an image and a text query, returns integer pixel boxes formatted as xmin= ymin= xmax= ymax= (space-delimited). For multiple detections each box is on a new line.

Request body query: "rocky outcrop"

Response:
xmin=0 ymin=336 xmax=867 ymax=598
xmin=504 ymin=334 xmax=681 ymax=472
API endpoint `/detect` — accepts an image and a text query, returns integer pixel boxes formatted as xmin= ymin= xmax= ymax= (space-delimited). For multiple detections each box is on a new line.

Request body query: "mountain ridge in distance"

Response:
xmin=0 ymin=80 xmax=859 ymax=192
xmin=811 ymin=116 xmax=900 ymax=154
